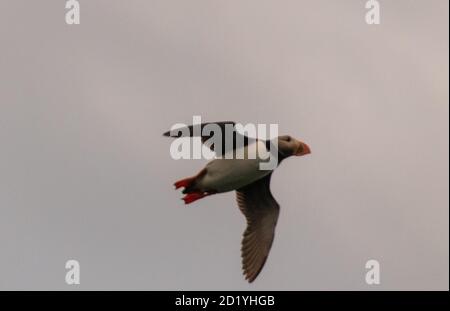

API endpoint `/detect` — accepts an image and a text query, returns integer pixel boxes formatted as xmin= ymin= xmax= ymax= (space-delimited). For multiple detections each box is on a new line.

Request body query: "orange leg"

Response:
xmin=181 ymin=191 xmax=217 ymax=205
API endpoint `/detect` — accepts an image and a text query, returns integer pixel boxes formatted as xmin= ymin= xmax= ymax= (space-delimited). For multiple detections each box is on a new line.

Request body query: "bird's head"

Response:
xmin=277 ymin=135 xmax=311 ymax=157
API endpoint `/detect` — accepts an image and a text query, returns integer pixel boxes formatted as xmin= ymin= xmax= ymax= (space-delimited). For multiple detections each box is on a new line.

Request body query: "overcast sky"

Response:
xmin=0 ymin=0 xmax=448 ymax=290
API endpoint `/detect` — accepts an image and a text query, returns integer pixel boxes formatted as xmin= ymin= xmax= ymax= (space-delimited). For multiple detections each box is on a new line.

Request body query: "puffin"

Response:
xmin=163 ymin=121 xmax=311 ymax=283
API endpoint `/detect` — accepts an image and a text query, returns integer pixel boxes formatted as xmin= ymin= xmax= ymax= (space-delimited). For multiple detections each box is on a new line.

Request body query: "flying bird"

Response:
xmin=163 ymin=121 xmax=311 ymax=282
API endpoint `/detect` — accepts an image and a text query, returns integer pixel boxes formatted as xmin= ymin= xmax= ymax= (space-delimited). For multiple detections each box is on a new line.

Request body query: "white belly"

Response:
xmin=198 ymin=141 xmax=273 ymax=192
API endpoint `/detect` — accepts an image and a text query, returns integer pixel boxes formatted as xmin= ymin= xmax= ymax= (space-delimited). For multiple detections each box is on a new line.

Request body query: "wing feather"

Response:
xmin=236 ymin=174 xmax=280 ymax=282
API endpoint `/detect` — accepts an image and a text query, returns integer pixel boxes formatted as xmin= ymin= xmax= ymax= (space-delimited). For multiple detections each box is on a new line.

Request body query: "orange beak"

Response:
xmin=296 ymin=142 xmax=311 ymax=156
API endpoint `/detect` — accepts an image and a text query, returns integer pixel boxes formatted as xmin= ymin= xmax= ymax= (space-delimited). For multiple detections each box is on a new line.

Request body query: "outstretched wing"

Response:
xmin=163 ymin=121 xmax=253 ymax=156
xmin=236 ymin=174 xmax=280 ymax=283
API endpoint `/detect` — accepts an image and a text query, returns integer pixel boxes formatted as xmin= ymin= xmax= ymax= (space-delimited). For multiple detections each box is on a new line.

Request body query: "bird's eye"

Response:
xmin=286 ymin=136 xmax=291 ymax=142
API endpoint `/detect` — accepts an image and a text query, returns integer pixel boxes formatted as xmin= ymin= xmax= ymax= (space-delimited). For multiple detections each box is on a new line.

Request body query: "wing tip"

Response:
xmin=243 ymin=269 xmax=258 ymax=283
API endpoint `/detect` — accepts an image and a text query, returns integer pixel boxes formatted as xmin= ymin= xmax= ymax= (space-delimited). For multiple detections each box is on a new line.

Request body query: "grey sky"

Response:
xmin=0 ymin=0 xmax=448 ymax=290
